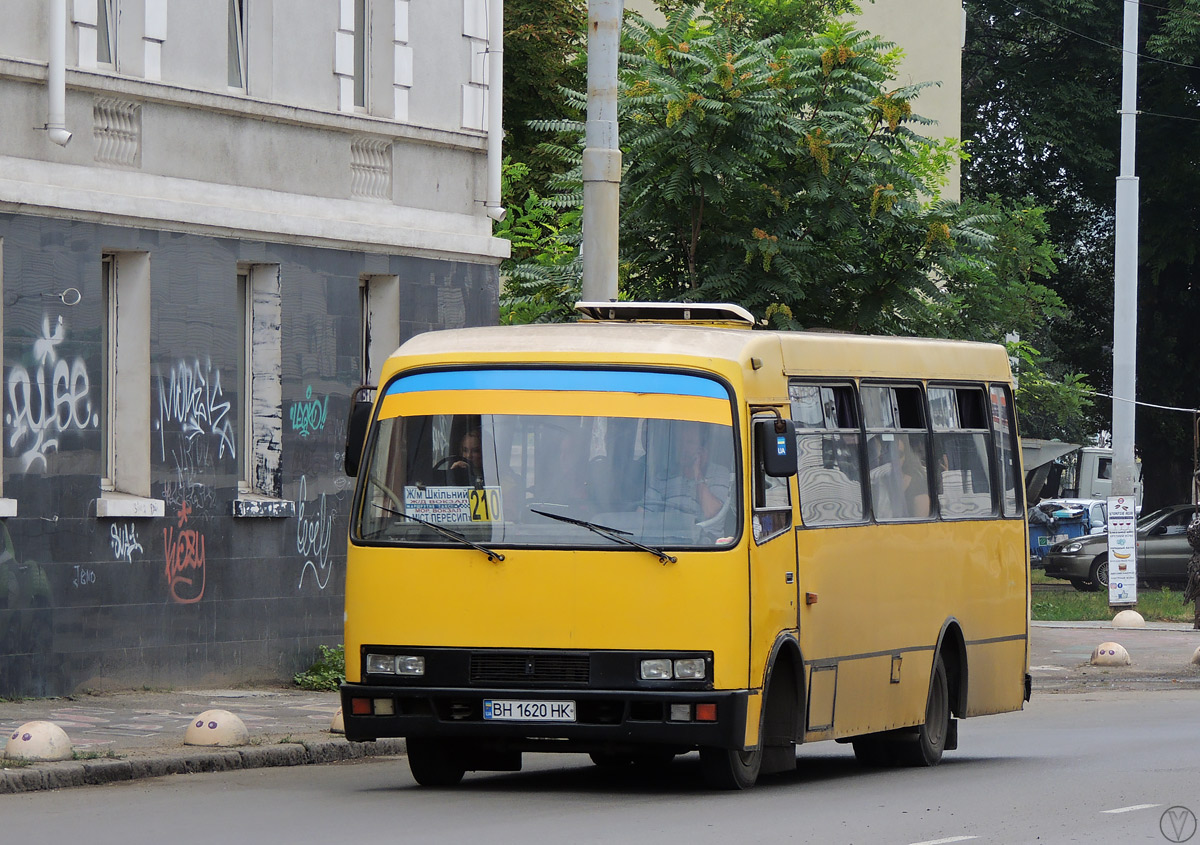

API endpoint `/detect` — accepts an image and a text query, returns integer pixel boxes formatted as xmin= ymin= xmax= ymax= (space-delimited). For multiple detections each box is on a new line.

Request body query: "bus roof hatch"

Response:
xmin=574 ymin=301 xmax=757 ymax=328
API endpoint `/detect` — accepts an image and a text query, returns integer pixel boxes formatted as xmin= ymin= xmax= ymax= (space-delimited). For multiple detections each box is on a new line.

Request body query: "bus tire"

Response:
xmin=699 ymin=746 xmax=761 ymax=790
xmin=895 ymin=654 xmax=950 ymax=767
xmin=406 ymin=737 xmax=466 ymax=787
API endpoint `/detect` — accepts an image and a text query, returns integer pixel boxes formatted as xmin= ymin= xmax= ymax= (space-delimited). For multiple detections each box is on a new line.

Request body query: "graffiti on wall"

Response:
xmin=155 ymin=358 xmax=235 ymax=465
xmin=289 ymin=386 xmax=328 ymax=438
xmin=296 ymin=476 xmax=336 ymax=590
xmin=110 ymin=523 xmax=144 ymax=563
xmin=5 ymin=314 xmax=99 ymax=472
xmin=163 ymin=500 xmax=206 ymax=604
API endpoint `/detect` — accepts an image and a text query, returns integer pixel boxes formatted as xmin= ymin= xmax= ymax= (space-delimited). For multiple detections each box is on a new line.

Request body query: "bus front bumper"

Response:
xmin=339 ymin=683 xmax=750 ymax=751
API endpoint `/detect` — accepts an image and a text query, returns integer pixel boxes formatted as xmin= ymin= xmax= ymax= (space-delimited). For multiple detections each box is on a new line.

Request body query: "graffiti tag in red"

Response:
xmin=164 ymin=500 xmax=205 ymax=604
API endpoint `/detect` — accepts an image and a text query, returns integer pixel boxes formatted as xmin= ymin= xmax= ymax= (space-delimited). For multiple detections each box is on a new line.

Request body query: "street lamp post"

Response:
xmin=1109 ymin=0 xmax=1140 ymax=609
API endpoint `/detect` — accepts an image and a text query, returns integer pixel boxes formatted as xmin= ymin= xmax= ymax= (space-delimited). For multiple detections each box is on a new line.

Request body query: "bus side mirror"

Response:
xmin=756 ymin=418 xmax=797 ymax=477
xmin=344 ymin=386 xmax=376 ymax=477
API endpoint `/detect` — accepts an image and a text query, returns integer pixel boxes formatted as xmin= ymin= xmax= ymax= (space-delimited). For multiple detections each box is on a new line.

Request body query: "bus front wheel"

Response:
xmin=406 ymin=737 xmax=466 ymax=787
xmin=699 ymin=745 xmax=761 ymax=790
xmin=895 ymin=654 xmax=950 ymax=767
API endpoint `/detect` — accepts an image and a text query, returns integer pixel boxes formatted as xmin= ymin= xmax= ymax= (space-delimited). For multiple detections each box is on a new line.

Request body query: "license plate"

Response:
xmin=483 ymin=699 xmax=576 ymax=722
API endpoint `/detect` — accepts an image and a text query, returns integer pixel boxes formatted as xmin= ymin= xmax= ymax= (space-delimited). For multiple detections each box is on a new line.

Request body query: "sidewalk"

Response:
xmin=3 ymin=621 xmax=1200 ymax=794
xmin=0 ymin=685 xmax=403 ymax=794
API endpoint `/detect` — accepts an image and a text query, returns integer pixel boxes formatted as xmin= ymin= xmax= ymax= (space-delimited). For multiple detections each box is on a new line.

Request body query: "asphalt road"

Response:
xmin=5 ymin=690 xmax=1198 ymax=845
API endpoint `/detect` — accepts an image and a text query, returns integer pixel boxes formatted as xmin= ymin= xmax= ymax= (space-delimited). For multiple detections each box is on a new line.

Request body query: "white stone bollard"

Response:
xmin=184 ymin=709 xmax=249 ymax=747
xmin=5 ymin=721 xmax=73 ymax=761
xmin=1192 ymin=646 xmax=1200 ymax=666
xmin=1091 ymin=642 xmax=1132 ymax=666
xmin=330 ymin=706 xmax=344 ymax=734
xmin=1111 ymin=609 xmax=1146 ymax=628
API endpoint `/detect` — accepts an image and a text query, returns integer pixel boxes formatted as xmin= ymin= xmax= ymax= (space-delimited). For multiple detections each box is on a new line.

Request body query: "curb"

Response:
xmin=0 ymin=737 xmax=406 ymax=795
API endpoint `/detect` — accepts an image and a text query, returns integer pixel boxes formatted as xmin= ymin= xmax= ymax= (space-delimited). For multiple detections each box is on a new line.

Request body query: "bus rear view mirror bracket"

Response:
xmin=344 ymin=385 xmax=376 ymax=477
xmin=757 ymin=418 xmax=797 ymax=478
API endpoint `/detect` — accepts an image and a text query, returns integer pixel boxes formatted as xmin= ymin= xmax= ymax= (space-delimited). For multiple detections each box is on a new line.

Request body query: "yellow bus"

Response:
xmin=340 ymin=302 xmax=1030 ymax=790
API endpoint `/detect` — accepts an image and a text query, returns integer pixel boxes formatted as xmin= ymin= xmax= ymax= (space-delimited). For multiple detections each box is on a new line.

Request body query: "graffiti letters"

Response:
xmin=297 ymin=476 xmax=336 ymax=590
xmin=289 ymin=386 xmax=328 ymax=438
xmin=164 ymin=500 xmax=206 ymax=604
xmin=110 ymin=523 xmax=144 ymax=563
xmin=5 ymin=314 xmax=98 ymax=472
xmin=72 ymin=565 xmax=96 ymax=588
xmin=155 ymin=359 xmax=235 ymax=463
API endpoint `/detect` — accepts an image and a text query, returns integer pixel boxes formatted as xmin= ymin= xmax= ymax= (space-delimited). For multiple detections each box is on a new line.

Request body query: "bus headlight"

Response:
xmin=396 ymin=655 xmax=426 ymax=676
xmin=673 ymin=658 xmax=706 ymax=680
xmin=640 ymin=659 xmax=673 ymax=680
xmin=365 ymin=654 xmax=425 ymax=676
xmin=366 ymin=653 xmax=396 ymax=674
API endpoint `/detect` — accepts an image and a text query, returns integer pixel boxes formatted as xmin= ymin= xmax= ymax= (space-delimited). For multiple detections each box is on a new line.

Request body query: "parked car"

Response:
xmin=1043 ymin=504 xmax=1198 ymax=592
xmin=1037 ymin=498 xmax=1109 ymax=534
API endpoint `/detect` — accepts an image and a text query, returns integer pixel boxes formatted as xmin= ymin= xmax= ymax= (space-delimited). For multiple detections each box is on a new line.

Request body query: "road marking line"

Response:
xmin=907 ymin=837 xmax=979 ymax=845
xmin=1102 ymin=804 xmax=1162 ymax=814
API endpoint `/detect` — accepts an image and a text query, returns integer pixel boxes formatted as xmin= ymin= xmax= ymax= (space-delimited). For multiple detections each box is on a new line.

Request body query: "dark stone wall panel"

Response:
xmin=0 ymin=214 xmax=498 ymax=697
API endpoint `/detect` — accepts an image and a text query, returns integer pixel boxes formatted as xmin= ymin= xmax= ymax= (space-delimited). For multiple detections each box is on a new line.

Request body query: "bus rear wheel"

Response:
xmin=406 ymin=737 xmax=466 ymax=787
xmin=699 ymin=746 xmax=761 ymax=790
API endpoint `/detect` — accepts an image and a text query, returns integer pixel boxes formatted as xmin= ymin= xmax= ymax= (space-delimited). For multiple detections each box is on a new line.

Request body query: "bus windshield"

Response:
xmin=354 ymin=371 xmax=740 ymax=551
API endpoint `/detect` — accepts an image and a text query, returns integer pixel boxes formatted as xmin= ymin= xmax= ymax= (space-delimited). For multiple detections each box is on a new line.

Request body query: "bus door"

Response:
xmin=748 ymin=411 xmax=800 ymax=701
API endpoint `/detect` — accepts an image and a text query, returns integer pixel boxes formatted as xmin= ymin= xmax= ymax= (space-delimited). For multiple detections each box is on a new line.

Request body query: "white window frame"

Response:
xmin=228 ymin=0 xmax=248 ymax=90
xmin=97 ymin=251 xmax=163 ymax=518
xmin=97 ymin=0 xmax=117 ymax=69
xmin=233 ymin=264 xmax=293 ymax=517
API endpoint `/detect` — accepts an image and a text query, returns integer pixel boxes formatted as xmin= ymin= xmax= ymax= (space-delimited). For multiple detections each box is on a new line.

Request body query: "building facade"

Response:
xmin=0 ymin=0 xmax=507 ymax=697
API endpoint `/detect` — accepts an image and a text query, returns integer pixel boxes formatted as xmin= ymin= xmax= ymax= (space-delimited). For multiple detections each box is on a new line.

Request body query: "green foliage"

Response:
xmin=496 ymin=159 xmax=582 ymax=324
xmin=1008 ymin=341 xmax=1094 ymax=444
xmin=1032 ymin=585 xmax=1194 ymax=623
xmin=293 ymin=644 xmax=345 ymax=691
xmin=964 ymin=0 xmax=1200 ymax=505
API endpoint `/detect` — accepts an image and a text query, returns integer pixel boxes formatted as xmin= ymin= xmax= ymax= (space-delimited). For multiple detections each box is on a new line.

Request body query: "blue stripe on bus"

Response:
xmin=386 ymin=369 xmax=728 ymax=399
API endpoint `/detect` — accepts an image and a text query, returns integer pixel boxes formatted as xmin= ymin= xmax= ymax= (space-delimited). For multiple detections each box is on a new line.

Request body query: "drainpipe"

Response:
xmin=581 ymin=0 xmax=622 ymax=302
xmin=46 ymin=0 xmax=72 ymax=146
xmin=484 ymin=0 xmax=505 ymax=221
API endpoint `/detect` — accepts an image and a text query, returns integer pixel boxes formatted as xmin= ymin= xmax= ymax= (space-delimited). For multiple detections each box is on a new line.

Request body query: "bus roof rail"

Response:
xmin=574 ymin=301 xmax=757 ymax=328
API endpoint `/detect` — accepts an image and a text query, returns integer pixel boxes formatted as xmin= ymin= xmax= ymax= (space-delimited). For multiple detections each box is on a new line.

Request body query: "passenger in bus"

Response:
xmin=897 ymin=436 xmax=931 ymax=518
xmin=449 ymin=428 xmax=485 ymax=485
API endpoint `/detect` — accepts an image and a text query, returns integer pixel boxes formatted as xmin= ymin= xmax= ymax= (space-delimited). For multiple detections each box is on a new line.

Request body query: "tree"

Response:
xmin=963 ymin=0 xmax=1200 ymax=505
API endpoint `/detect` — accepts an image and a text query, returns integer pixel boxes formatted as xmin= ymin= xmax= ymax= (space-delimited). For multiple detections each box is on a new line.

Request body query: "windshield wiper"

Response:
xmin=530 ymin=508 xmax=677 ymax=565
xmin=374 ymin=503 xmax=504 ymax=563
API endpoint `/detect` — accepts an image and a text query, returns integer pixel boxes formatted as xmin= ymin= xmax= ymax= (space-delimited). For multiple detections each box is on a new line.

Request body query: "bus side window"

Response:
xmin=753 ymin=415 xmax=793 ymax=543
xmin=989 ymin=385 xmax=1021 ymax=516
xmin=789 ymin=383 xmax=867 ymax=527
xmin=863 ymin=384 xmax=932 ymax=522
xmin=930 ymin=386 xmax=995 ymax=519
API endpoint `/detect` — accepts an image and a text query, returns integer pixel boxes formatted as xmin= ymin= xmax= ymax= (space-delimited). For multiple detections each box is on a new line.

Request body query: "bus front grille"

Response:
xmin=469 ymin=652 xmax=590 ymax=685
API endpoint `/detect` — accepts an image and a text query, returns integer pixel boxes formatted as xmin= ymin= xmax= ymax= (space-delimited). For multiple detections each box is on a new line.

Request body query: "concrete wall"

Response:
xmin=855 ymin=0 xmax=963 ymax=200
xmin=0 ymin=0 xmax=506 ymax=696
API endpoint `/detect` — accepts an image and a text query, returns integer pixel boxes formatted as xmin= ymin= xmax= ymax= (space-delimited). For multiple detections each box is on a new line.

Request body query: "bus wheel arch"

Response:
xmin=934 ymin=619 xmax=968 ymax=720
xmin=700 ymin=634 xmax=803 ymax=790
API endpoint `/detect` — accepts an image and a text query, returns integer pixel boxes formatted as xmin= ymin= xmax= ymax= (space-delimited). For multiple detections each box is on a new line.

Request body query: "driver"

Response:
xmin=647 ymin=424 xmax=731 ymax=520
xmin=449 ymin=429 xmax=484 ymax=485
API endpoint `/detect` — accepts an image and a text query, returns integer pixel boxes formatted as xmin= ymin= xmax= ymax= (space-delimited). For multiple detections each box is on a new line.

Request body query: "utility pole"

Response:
xmin=581 ymin=0 xmax=623 ymax=302
xmin=1108 ymin=0 xmax=1140 ymax=610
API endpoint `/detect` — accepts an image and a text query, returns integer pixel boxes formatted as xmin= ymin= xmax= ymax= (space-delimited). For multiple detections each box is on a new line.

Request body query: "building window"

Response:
xmin=233 ymin=265 xmax=293 ymax=517
xmin=97 ymin=252 xmax=162 ymax=518
xmin=97 ymin=0 xmax=116 ymax=67
xmin=354 ymin=0 xmax=368 ymax=108
xmin=227 ymin=0 xmax=247 ymax=89
xmin=360 ymin=275 xmax=399 ymax=385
